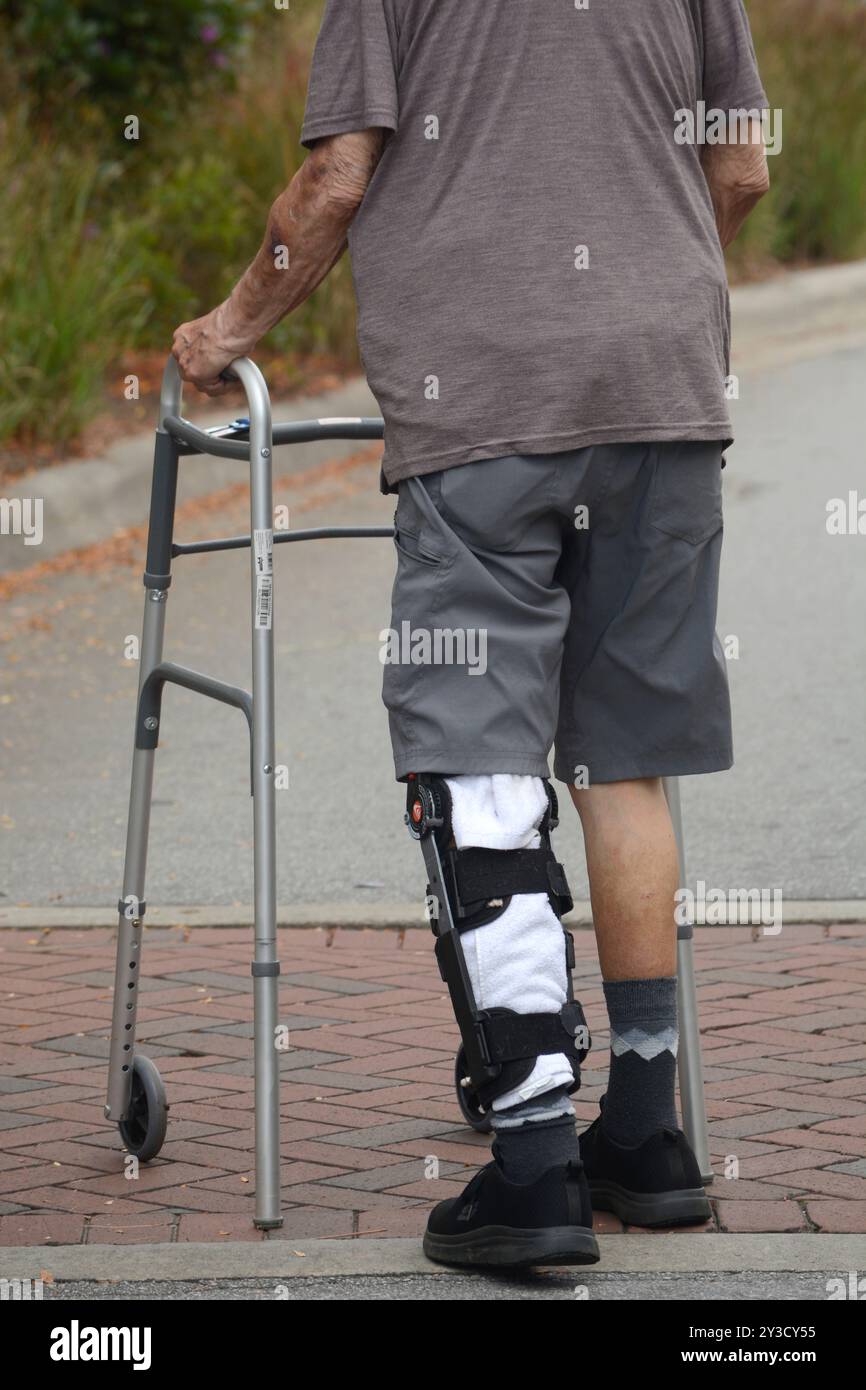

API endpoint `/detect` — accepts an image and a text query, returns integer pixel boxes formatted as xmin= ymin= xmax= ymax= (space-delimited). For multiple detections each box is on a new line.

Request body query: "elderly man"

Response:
xmin=173 ymin=0 xmax=768 ymax=1269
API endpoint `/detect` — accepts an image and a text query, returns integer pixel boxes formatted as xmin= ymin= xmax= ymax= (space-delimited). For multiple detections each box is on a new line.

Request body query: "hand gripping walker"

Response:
xmin=105 ymin=354 xmax=713 ymax=1231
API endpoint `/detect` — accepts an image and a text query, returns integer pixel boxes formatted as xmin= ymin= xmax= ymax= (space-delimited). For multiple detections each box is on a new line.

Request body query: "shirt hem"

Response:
xmin=382 ymin=422 xmax=735 ymax=485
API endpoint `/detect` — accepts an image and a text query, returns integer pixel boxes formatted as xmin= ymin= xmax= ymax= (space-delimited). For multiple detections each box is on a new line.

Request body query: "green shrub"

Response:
xmin=0 ymin=0 xmax=257 ymax=121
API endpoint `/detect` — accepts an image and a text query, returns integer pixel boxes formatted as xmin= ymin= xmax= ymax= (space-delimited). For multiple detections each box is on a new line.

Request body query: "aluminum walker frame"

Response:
xmin=104 ymin=353 xmax=711 ymax=1234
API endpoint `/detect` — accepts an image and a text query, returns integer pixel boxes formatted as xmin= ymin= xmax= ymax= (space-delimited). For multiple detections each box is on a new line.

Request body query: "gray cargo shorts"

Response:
xmin=382 ymin=441 xmax=733 ymax=785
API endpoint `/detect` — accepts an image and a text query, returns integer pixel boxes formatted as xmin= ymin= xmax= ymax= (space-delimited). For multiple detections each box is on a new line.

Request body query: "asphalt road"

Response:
xmin=1 ymin=342 xmax=864 ymax=912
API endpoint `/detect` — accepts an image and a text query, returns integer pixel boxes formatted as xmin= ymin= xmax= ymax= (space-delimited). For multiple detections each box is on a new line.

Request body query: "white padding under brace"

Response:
xmin=445 ymin=774 xmax=575 ymax=1114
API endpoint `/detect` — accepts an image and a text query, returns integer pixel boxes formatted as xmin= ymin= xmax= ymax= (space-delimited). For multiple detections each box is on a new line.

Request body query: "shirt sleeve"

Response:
xmin=700 ymin=0 xmax=767 ymax=112
xmin=300 ymin=0 xmax=399 ymax=148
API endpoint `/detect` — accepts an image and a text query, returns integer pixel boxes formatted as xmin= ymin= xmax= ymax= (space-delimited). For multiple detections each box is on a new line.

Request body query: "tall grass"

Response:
xmin=0 ymin=107 xmax=151 ymax=443
xmin=739 ymin=0 xmax=866 ymax=267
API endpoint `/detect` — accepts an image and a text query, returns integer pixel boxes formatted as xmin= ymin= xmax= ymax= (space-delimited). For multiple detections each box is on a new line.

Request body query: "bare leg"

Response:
xmin=569 ymin=776 xmax=681 ymax=1142
xmin=568 ymin=777 xmax=678 ymax=980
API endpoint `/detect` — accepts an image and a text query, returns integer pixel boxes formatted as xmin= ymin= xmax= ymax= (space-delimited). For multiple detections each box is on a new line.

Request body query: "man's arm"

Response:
xmin=172 ymin=128 xmax=386 ymax=395
xmin=700 ymin=116 xmax=770 ymax=249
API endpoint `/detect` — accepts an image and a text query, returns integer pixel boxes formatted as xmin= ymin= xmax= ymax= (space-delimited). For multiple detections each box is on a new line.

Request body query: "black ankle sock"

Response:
xmin=491 ymin=1087 xmax=578 ymax=1183
xmin=603 ymin=977 xmax=679 ymax=1144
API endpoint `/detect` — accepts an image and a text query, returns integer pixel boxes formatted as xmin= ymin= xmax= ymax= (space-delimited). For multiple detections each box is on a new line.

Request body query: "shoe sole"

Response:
xmin=589 ymin=1178 xmax=711 ymax=1228
xmin=423 ymin=1224 xmax=600 ymax=1270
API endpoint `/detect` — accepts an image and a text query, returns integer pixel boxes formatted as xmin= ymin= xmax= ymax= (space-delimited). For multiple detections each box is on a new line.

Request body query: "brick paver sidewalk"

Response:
xmin=1 ymin=923 xmax=865 ymax=1246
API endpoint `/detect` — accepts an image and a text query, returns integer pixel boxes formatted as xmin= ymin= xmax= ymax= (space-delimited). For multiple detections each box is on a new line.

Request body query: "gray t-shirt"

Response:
xmin=301 ymin=0 xmax=767 ymax=489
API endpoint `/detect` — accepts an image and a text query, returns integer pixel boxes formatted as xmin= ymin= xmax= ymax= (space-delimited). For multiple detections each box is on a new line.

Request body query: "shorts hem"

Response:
xmin=552 ymin=747 xmax=734 ymax=785
xmin=393 ymin=750 xmax=552 ymax=782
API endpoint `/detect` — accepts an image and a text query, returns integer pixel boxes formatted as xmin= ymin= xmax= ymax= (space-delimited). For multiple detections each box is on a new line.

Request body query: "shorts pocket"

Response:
xmin=650 ymin=445 xmax=724 ymax=546
xmin=393 ymin=477 xmax=450 ymax=566
xmin=393 ymin=526 xmax=443 ymax=567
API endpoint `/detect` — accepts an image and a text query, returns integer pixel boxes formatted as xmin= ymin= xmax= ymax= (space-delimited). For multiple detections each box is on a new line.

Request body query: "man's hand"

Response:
xmin=171 ymin=303 xmax=252 ymax=397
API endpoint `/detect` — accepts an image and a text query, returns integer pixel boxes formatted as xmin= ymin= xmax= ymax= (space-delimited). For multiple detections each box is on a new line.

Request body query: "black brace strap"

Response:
xmin=470 ymin=1001 xmax=591 ymax=1108
xmin=481 ymin=1001 xmax=588 ymax=1065
xmin=440 ymin=844 xmax=573 ymax=925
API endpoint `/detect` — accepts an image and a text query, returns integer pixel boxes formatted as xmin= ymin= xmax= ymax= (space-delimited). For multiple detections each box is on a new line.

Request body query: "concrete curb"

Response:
xmin=3 ymin=260 xmax=866 ymax=575
xmin=0 ymin=1235 xmax=861 ymax=1282
xmin=0 ymin=901 xmax=863 ymax=931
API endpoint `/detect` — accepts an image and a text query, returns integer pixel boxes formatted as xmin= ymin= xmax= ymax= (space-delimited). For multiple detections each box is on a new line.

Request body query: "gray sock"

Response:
xmin=602 ymin=977 xmax=679 ymax=1144
xmin=490 ymin=1085 xmax=578 ymax=1183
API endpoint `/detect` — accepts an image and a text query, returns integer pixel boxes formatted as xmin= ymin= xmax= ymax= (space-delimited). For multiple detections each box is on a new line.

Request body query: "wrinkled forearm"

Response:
xmin=216 ymin=129 xmax=386 ymax=354
xmin=701 ymin=122 xmax=770 ymax=249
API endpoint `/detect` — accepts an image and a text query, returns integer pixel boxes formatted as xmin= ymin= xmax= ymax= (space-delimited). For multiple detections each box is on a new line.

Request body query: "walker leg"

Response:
xmin=104 ymin=606 xmax=164 ymax=1124
xmin=106 ymin=413 xmax=178 ymax=1130
xmin=663 ymin=777 xmax=713 ymax=1185
xmin=232 ymin=359 xmax=282 ymax=1230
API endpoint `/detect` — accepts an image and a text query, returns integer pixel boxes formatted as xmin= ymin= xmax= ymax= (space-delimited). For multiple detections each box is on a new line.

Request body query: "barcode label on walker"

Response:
xmin=255 ymin=574 xmax=273 ymax=629
xmin=254 ymin=528 xmax=273 ymax=576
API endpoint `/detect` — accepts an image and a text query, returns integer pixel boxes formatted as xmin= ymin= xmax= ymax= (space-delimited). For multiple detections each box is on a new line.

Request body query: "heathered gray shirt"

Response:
xmin=301 ymin=0 xmax=767 ymax=488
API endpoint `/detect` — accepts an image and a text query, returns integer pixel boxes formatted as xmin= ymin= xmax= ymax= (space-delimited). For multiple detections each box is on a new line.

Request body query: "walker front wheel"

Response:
xmin=455 ymin=1047 xmax=492 ymax=1134
xmin=118 ymin=1054 xmax=168 ymax=1162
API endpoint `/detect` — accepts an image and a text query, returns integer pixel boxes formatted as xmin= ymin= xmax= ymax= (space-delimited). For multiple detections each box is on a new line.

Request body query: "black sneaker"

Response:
xmin=579 ymin=1109 xmax=711 ymax=1228
xmin=423 ymin=1145 xmax=600 ymax=1269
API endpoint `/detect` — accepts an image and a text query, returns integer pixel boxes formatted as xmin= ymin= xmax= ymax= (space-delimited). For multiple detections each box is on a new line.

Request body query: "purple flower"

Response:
xmin=209 ymin=51 xmax=229 ymax=69
xmin=200 ymin=23 xmax=220 ymax=44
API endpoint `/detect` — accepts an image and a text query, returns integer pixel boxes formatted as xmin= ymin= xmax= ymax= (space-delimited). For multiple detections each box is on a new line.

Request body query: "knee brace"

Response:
xmin=406 ymin=774 xmax=591 ymax=1112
